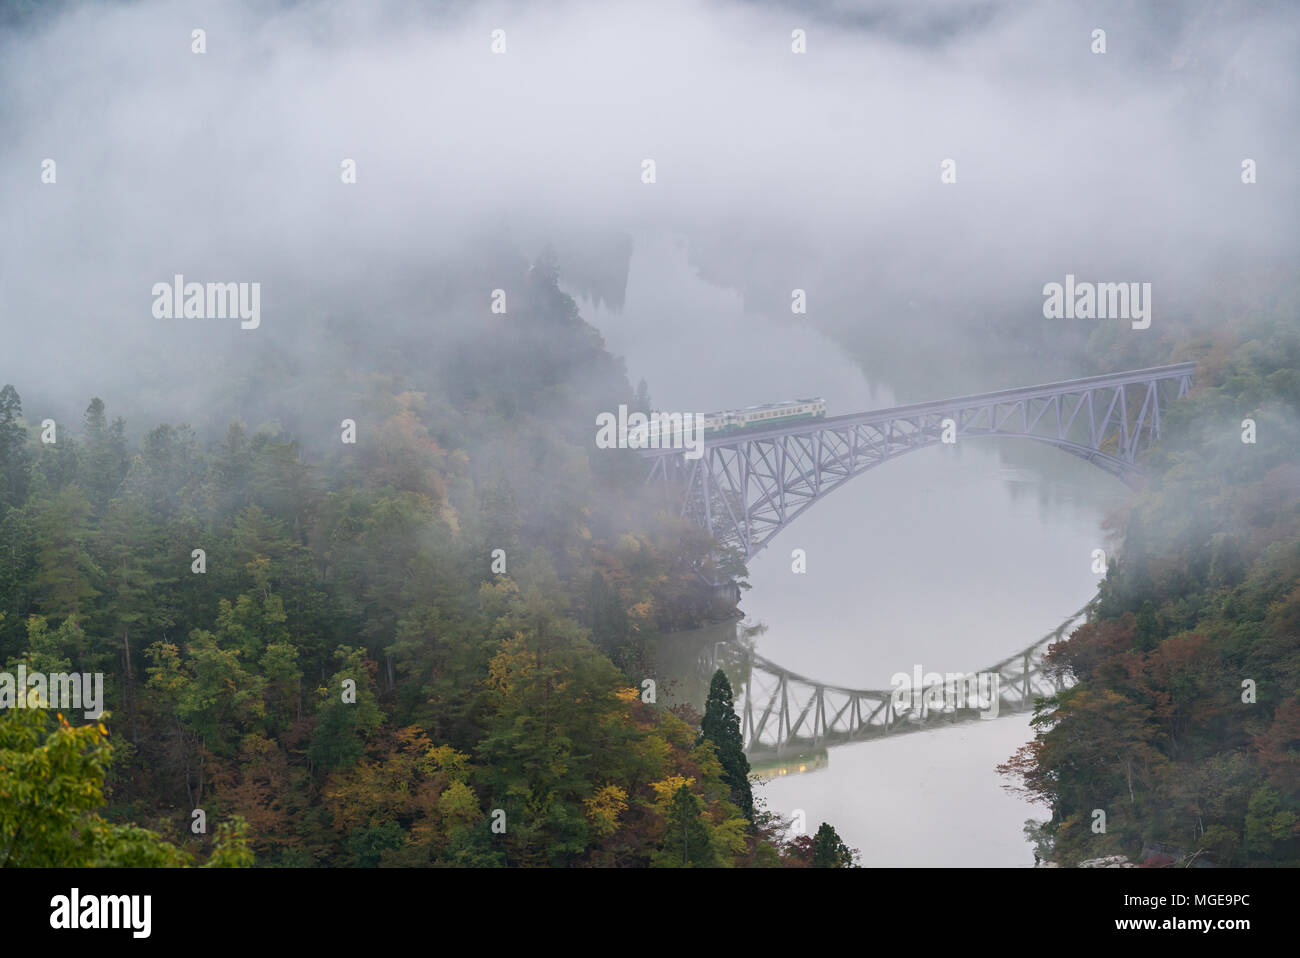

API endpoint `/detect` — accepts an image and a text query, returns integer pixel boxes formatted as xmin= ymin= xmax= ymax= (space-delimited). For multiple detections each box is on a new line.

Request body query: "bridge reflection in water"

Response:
xmin=749 ymin=748 xmax=829 ymax=780
xmin=696 ymin=607 xmax=1087 ymax=762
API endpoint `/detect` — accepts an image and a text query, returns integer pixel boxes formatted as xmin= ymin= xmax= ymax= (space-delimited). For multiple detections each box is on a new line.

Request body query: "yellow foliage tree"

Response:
xmin=584 ymin=784 xmax=629 ymax=836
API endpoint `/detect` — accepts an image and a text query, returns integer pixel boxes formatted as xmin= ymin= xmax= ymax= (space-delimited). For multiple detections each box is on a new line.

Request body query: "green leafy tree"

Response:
xmin=0 ymin=706 xmax=250 ymax=867
xmin=476 ymin=583 xmax=628 ymax=865
xmin=308 ymin=646 xmax=384 ymax=774
xmin=204 ymin=818 xmax=257 ymax=867
xmin=1244 ymin=784 xmax=1298 ymax=860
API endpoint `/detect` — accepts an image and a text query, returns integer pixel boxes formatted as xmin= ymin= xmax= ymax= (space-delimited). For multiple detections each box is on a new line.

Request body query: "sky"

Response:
xmin=3 ymin=0 xmax=1297 ymax=427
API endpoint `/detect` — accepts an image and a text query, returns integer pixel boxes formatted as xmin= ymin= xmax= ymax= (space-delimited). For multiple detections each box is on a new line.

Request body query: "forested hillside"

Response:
xmin=1002 ymin=270 xmax=1300 ymax=866
xmin=0 ymin=255 xmax=808 ymax=867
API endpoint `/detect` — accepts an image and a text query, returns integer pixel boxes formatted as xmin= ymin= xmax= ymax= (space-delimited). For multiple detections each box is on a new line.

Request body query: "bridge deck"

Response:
xmin=644 ymin=360 xmax=1196 ymax=562
xmin=639 ymin=362 xmax=1197 ymax=452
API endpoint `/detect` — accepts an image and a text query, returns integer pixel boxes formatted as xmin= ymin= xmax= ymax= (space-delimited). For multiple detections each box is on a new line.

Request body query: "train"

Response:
xmin=706 ymin=397 xmax=828 ymax=434
xmin=630 ymin=398 xmax=827 ymax=446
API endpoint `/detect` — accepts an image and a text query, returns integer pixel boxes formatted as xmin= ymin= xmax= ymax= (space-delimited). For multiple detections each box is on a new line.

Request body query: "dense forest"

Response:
xmin=1001 ymin=268 xmax=1300 ymax=866
xmin=0 ymin=255 xmax=854 ymax=867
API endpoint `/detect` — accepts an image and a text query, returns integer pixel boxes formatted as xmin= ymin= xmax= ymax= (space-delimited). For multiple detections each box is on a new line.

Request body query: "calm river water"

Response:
xmin=575 ymin=233 xmax=1128 ymax=866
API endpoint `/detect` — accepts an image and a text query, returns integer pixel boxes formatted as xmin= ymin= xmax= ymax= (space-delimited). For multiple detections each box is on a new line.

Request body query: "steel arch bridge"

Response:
xmin=709 ymin=607 xmax=1086 ymax=759
xmin=644 ymin=363 xmax=1195 ymax=562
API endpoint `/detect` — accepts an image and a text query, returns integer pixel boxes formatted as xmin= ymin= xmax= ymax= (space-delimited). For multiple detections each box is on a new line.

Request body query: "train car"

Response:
xmin=715 ymin=397 xmax=827 ymax=433
xmin=630 ymin=398 xmax=827 ymax=447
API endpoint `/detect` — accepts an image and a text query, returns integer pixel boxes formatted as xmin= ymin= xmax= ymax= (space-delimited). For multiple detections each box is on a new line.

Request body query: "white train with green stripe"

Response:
xmin=633 ymin=398 xmax=827 ymax=446
xmin=708 ymin=397 xmax=828 ymax=433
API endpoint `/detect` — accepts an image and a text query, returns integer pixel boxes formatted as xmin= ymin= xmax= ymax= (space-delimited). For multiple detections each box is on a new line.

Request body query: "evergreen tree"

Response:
xmin=654 ymin=784 xmax=716 ymax=868
xmin=1134 ymin=600 xmax=1159 ymax=652
xmin=811 ymin=822 xmax=856 ymax=868
xmin=80 ymin=397 xmax=128 ymax=514
xmin=30 ymin=485 xmax=101 ymax=624
xmin=700 ymin=668 xmax=753 ymax=823
xmin=585 ymin=570 xmax=629 ymax=660
xmin=0 ymin=384 xmax=30 ymax=508
xmin=100 ymin=497 xmax=171 ymax=745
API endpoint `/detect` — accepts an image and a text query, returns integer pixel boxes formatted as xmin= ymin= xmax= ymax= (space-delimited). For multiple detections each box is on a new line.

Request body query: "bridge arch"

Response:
xmin=644 ymin=363 xmax=1194 ymax=561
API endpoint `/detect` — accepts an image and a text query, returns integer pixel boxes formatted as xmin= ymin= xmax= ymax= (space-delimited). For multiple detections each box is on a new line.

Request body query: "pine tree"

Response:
xmin=1135 ymin=600 xmax=1159 ymax=651
xmin=80 ymin=397 xmax=128 ymax=513
xmin=100 ymin=497 xmax=171 ymax=745
xmin=811 ymin=822 xmax=856 ymax=867
xmin=30 ymin=485 xmax=101 ymax=625
xmin=700 ymin=668 xmax=753 ymax=823
xmin=0 ymin=385 xmax=30 ymax=508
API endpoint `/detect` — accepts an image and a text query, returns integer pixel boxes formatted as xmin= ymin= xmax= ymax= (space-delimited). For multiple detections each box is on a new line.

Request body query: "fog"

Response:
xmin=3 ymin=0 xmax=1297 ymax=872
xmin=3 ymin=0 xmax=1297 ymax=427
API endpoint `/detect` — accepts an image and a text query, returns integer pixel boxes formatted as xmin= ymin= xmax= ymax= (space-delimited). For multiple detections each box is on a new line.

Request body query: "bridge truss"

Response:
xmin=645 ymin=363 xmax=1195 ymax=562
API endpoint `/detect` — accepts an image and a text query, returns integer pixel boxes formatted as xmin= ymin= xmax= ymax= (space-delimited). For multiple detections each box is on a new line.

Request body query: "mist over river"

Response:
xmin=573 ymin=232 xmax=1130 ymax=866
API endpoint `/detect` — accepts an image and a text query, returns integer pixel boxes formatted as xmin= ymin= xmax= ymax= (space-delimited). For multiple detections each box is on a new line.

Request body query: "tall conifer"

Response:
xmin=700 ymin=668 xmax=753 ymax=823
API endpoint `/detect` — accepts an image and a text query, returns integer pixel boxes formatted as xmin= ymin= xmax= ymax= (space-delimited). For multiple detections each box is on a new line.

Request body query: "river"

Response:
xmin=572 ymin=232 xmax=1129 ymax=866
